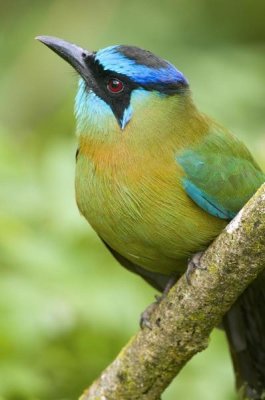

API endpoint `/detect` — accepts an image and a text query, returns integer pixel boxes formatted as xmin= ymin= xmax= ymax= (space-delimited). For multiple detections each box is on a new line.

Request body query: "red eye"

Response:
xmin=107 ymin=78 xmax=124 ymax=93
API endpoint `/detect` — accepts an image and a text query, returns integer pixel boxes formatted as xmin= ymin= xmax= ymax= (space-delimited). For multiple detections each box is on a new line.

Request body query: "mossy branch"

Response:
xmin=80 ymin=184 xmax=265 ymax=400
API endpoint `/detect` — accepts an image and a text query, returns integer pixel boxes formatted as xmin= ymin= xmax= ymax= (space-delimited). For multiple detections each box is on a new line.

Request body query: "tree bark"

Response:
xmin=80 ymin=183 xmax=265 ymax=400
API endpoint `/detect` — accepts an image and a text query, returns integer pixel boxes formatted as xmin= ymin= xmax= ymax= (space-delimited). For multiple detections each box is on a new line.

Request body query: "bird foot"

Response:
xmin=140 ymin=296 xmax=161 ymax=330
xmin=185 ymin=251 xmax=205 ymax=285
xmin=140 ymin=275 xmax=178 ymax=329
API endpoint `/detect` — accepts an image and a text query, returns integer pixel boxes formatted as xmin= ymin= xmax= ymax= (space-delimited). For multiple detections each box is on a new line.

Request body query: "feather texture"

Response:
xmin=177 ymin=126 xmax=264 ymax=219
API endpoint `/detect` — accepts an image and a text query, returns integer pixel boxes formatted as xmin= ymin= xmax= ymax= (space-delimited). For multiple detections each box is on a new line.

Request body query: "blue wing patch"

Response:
xmin=177 ymin=149 xmax=237 ymax=220
xmin=176 ymin=131 xmax=264 ymax=221
xmin=182 ymin=179 xmax=236 ymax=220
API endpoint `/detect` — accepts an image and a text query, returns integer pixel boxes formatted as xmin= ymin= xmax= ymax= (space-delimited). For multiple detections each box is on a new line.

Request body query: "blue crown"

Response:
xmin=95 ymin=45 xmax=188 ymax=87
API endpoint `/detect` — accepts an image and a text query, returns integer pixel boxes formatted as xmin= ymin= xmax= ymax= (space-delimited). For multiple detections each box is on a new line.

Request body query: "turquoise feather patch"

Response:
xmin=177 ymin=137 xmax=264 ymax=221
xmin=182 ymin=179 xmax=236 ymax=219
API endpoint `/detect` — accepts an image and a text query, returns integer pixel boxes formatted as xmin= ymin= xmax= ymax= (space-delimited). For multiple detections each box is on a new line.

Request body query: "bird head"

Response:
xmin=36 ymin=36 xmax=189 ymax=138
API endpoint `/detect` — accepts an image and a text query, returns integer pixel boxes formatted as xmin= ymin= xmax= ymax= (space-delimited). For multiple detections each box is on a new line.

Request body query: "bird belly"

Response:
xmin=75 ymin=153 xmax=226 ymax=275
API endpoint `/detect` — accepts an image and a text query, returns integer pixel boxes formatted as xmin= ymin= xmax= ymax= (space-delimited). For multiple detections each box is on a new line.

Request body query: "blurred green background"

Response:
xmin=1 ymin=1 xmax=265 ymax=399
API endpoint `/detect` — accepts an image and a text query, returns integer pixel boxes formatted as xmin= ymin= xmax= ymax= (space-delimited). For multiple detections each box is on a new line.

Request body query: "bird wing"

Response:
xmin=177 ymin=126 xmax=264 ymax=220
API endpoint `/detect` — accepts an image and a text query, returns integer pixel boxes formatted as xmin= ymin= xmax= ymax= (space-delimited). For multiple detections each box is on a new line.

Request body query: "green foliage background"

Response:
xmin=0 ymin=1 xmax=265 ymax=399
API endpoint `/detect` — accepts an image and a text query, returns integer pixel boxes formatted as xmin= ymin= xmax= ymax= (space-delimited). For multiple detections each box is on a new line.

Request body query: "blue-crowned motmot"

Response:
xmin=37 ymin=36 xmax=265 ymax=398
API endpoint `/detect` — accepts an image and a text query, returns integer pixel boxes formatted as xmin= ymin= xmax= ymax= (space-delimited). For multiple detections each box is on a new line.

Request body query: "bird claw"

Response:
xmin=139 ymin=275 xmax=178 ymax=329
xmin=185 ymin=251 xmax=205 ymax=285
xmin=140 ymin=299 xmax=161 ymax=330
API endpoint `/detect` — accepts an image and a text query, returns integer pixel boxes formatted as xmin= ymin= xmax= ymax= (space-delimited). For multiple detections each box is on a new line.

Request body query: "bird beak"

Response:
xmin=36 ymin=35 xmax=93 ymax=78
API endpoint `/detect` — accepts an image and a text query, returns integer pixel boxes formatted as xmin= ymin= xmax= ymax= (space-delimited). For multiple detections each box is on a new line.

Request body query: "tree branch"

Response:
xmin=80 ymin=184 xmax=265 ymax=400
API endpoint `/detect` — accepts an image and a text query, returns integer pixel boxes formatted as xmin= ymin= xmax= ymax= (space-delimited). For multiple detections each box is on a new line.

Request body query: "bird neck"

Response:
xmin=76 ymin=90 xmax=209 ymax=158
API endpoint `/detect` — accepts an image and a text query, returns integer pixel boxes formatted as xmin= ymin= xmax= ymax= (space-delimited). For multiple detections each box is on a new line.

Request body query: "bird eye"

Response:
xmin=107 ymin=78 xmax=124 ymax=93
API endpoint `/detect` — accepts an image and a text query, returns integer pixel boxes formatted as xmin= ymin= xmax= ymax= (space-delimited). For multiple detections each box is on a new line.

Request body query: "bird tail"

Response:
xmin=223 ymin=272 xmax=265 ymax=399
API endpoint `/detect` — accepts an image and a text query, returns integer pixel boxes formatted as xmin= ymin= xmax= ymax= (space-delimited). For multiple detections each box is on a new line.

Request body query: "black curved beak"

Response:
xmin=36 ymin=35 xmax=93 ymax=77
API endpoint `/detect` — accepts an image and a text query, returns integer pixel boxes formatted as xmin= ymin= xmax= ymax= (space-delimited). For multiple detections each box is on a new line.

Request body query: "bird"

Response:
xmin=36 ymin=35 xmax=265 ymax=399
